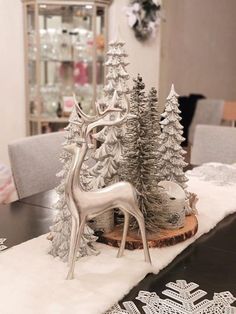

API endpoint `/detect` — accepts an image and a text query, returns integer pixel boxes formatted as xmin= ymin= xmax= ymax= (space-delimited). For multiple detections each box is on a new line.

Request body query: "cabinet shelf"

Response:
xmin=29 ymin=115 xmax=69 ymax=123
xmin=23 ymin=0 xmax=111 ymax=135
xmin=40 ymin=59 xmax=93 ymax=63
xmin=28 ymin=57 xmax=104 ymax=63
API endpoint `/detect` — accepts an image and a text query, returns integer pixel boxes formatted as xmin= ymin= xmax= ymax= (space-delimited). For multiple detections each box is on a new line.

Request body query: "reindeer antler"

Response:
xmin=86 ymin=91 xmax=130 ymax=136
xmin=73 ymin=94 xmax=96 ymax=123
xmin=73 ymin=91 xmax=130 ymax=137
xmin=73 ymin=92 xmax=121 ymax=123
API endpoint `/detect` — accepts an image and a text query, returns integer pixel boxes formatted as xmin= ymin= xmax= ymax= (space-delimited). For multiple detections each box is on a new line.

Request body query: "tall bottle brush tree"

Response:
xmin=120 ymin=75 xmax=143 ymax=188
xmin=157 ymin=84 xmax=188 ymax=190
xmin=121 ymin=75 xmax=167 ymax=232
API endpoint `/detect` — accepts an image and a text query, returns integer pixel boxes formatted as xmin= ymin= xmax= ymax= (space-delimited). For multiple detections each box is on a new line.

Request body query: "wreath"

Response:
xmin=125 ymin=0 xmax=161 ymax=41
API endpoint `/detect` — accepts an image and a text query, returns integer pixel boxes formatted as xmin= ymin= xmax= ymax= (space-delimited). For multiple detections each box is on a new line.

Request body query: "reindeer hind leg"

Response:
xmin=117 ymin=211 xmax=129 ymax=258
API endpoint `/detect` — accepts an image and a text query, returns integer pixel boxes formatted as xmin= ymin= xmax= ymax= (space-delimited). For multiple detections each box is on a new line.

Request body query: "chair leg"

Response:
xmin=66 ymin=217 xmax=86 ymax=280
xmin=135 ymin=214 xmax=152 ymax=264
xmin=117 ymin=212 xmax=129 ymax=258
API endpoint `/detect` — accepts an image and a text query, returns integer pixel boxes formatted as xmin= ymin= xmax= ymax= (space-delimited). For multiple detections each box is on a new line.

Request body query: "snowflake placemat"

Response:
xmin=0 ymin=238 xmax=7 ymax=251
xmin=187 ymin=162 xmax=236 ymax=186
xmin=106 ymin=280 xmax=236 ymax=314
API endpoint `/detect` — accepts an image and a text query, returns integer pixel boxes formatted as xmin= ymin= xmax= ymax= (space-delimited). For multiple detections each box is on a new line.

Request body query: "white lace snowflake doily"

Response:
xmin=0 ymin=238 xmax=7 ymax=251
xmin=187 ymin=163 xmax=236 ymax=186
xmin=105 ymin=280 xmax=236 ymax=314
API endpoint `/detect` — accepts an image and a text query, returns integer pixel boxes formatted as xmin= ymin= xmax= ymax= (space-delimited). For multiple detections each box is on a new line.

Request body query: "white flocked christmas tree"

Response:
xmin=157 ymin=84 xmax=188 ymax=190
xmin=87 ymin=39 xmax=130 ymax=232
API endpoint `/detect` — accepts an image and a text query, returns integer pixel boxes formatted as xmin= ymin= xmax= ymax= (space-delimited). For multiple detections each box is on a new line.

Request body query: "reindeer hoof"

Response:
xmin=117 ymin=252 xmax=122 ymax=258
xmin=117 ymin=246 xmax=125 ymax=258
xmin=145 ymin=257 xmax=152 ymax=265
xmin=66 ymin=272 xmax=74 ymax=280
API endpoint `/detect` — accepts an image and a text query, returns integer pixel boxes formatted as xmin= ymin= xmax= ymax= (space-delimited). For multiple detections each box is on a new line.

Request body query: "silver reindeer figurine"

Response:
xmin=65 ymin=93 xmax=151 ymax=280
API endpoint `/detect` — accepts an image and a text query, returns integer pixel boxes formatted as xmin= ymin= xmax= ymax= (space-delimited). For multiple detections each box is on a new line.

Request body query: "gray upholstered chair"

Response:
xmin=8 ymin=132 xmax=66 ymax=199
xmin=191 ymin=125 xmax=236 ymax=165
xmin=188 ymin=99 xmax=224 ymax=145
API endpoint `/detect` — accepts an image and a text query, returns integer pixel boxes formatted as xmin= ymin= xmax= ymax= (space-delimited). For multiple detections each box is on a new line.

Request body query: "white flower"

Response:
xmin=123 ymin=3 xmax=140 ymax=28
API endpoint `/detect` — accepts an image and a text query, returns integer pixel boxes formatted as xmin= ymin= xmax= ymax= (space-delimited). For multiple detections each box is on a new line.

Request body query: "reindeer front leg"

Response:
xmin=68 ymin=216 xmax=77 ymax=267
xmin=66 ymin=214 xmax=79 ymax=280
xmin=67 ymin=216 xmax=86 ymax=280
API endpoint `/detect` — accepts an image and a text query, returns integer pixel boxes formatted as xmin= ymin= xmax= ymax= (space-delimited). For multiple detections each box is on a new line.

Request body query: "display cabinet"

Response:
xmin=22 ymin=0 xmax=111 ymax=135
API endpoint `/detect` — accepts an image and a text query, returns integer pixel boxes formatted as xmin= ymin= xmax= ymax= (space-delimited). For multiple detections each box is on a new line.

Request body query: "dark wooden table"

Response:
xmin=19 ymin=189 xmax=58 ymax=209
xmin=119 ymin=213 xmax=236 ymax=310
xmin=0 ymin=190 xmax=58 ymax=249
xmin=1 ymin=189 xmax=236 ymax=311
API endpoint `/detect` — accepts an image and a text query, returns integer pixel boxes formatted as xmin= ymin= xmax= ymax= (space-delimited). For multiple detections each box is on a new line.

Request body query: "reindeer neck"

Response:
xmin=71 ymin=142 xmax=88 ymax=192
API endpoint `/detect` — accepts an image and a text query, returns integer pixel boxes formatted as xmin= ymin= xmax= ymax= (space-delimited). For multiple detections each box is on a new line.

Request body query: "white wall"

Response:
xmin=159 ymin=0 xmax=236 ymax=106
xmin=0 ymin=0 xmax=161 ymax=166
xmin=109 ymin=0 xmax=161 ymax=91
xmin=0 ymin=0 xmax=26 ymax=166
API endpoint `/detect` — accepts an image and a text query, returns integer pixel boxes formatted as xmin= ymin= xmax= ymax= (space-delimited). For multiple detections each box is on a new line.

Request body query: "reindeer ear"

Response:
xmin=88 ymin=143 xmax=95 ymax=149
xmin=64 ymin=143 xmax=77 ymax=154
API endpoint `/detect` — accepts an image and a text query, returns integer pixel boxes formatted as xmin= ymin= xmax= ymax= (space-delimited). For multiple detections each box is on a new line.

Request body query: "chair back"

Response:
xmin=8 ymin=132 xmax=65 ymax=199
xmin=191 ymin=125 xmax=236 ymax=165
xmin=223 ymin=101 xmax=236 ymax=126
xmin=188 ymin=99 xmax=224 ymax=145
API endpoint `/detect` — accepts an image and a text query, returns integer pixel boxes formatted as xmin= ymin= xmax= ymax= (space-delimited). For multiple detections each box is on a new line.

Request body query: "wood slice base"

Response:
xmin=98 ymin=215 xmax=198 ymax=250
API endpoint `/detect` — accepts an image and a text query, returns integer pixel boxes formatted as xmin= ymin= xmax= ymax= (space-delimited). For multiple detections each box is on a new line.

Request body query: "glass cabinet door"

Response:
xmin=38 ymin=4 xmax=95 ymax=120
xmin=23 ymin=1 xmax=110 ymax=135
xmin=24 ymin=4 xmax=38 ymax=134
xmin=96 ymin=6 xmax=106 ymax=102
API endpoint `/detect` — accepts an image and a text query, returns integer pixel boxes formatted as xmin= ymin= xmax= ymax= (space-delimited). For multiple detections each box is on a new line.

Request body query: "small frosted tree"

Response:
xmin=49 ymin=107 xmax=98 ymax=261
xmin=157 ymin=84 xmax=188 ymax=190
